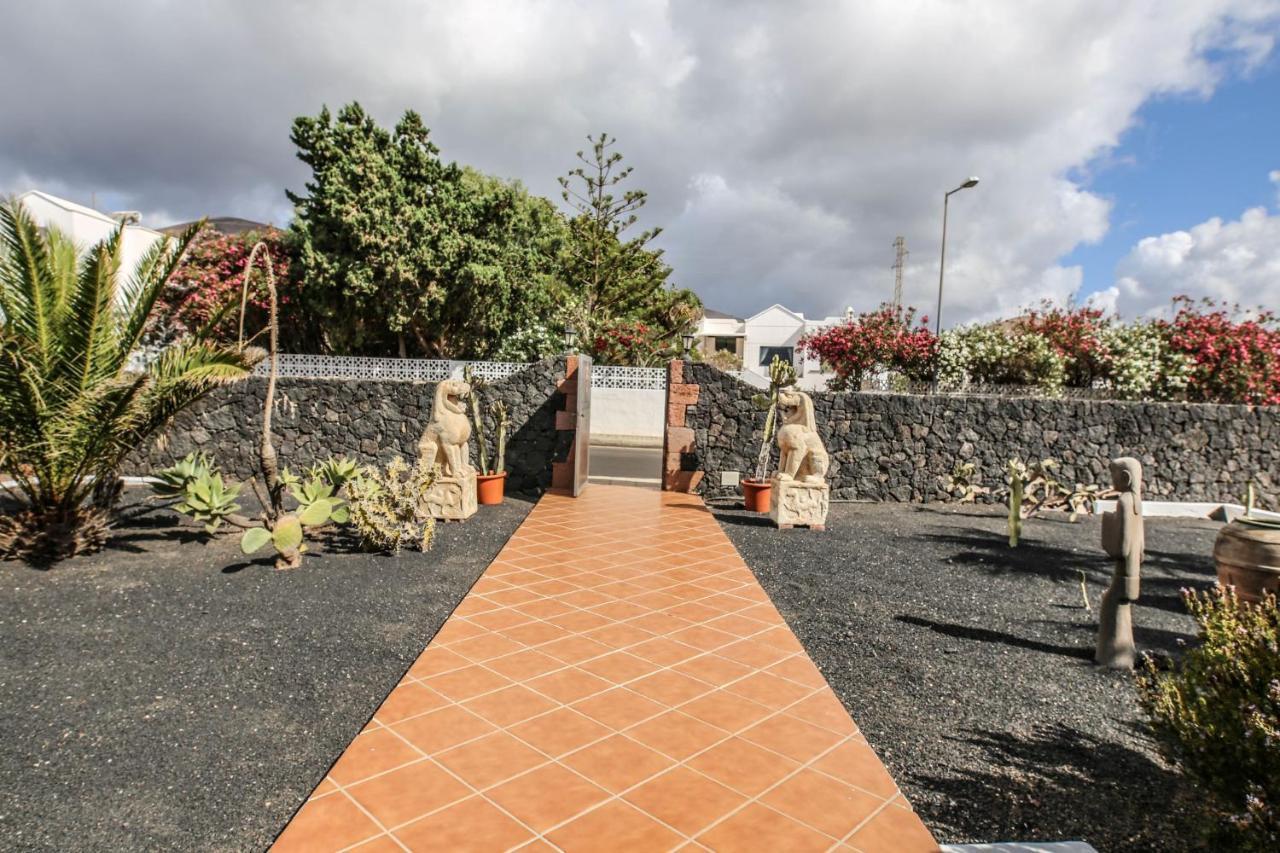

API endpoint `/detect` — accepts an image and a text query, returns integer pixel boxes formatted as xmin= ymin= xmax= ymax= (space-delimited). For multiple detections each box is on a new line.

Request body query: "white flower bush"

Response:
xmin=938 ymin=325 xmax=1066 ymax=393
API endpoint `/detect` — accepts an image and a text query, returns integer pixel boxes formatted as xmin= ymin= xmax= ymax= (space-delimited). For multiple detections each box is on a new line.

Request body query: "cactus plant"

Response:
xmin=1240 ymin=481 xmax=1280 ymax=530
xmin=491 ymin=400 xmax=509 ymax=476
xmin=462 ymin=365 xmax=490 ymax=475
xmin=1007 ymin=459 xmax=1025 ymax=547
xmin=346 ymin=457 xmax=437 ymax=553
xmin=750 ymin=356 xmax=798 ymax=483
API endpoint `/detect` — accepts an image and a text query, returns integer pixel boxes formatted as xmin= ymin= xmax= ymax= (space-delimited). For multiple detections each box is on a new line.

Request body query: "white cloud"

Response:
xmin=1108 ymin=200 xmax=1280 ymax=316
xmin=1 ymin=0 xmax=1278 ymax=325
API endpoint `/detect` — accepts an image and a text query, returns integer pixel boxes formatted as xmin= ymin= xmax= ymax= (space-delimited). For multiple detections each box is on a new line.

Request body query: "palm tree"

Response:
xmin=0 ymin=199 xmax=262 ymax=561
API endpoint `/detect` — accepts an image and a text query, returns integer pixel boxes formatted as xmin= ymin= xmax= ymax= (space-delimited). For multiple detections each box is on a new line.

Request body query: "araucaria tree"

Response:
xmin=557 ymin=133 xmax=700 ymax=356
xmin=0 ymin=201 xmax=260 ymax=561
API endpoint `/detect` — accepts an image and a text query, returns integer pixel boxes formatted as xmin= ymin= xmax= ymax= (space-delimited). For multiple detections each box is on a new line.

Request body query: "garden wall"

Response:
xmin=676 ymin=363 xmax=1279 ymax=505
xmin=125 ymin=357 xmax=577 ymax=495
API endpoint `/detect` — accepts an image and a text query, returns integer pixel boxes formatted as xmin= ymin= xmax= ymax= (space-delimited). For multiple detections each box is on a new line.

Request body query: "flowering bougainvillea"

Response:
xmin=799 ymin=304 xmax=938 ymax=390
xmin=148 ymin=226 xmax=295 ymax=346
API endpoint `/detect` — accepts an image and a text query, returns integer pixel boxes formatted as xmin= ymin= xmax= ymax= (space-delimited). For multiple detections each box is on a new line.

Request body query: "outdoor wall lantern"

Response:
xmin=682 ymin=332 xmax=696 ymax=361
xmin=563 ymin=324 xmax=578 ymax=353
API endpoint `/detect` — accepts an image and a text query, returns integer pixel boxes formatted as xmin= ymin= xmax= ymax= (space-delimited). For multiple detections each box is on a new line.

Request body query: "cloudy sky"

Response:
xmin=3 ymin=0 xmax=1279 ymax=325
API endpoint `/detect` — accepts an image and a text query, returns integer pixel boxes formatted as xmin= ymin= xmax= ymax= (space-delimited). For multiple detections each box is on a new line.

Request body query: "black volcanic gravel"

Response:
xmin=712 ymin=500 xmax=1220 ymax=852
xmin=0 ymin=489 xmax=531 ymax=852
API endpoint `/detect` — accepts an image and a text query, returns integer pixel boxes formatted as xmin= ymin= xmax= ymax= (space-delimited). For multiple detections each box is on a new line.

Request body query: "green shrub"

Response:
xmin=1137 ymin=585 xmax=1280 ymax=850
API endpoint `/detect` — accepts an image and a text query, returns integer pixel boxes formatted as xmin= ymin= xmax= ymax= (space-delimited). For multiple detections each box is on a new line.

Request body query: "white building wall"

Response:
xmin=16 ymin=191 xmax=166 ymax=300
xmin=589 ymin=387 xmax=665 ymax=440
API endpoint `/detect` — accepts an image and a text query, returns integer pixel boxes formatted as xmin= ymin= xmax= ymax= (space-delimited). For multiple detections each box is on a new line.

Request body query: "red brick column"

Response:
xmin=662 ymin=360 xmax=703 ymax=492
xmin=551 ymin=355 xmax=578 ymax=490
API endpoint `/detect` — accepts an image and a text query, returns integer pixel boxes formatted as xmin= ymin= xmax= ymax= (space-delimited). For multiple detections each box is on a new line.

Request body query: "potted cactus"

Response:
xmin=476 ymin=400 xmax=509 ymax=504
xmin=1214 ymin=481 xmax=1280 ymax=603
xmin=462 ymin=366 xmax=509 ymax=505
xmin=743 ymin=356 xmax=797 ymax=512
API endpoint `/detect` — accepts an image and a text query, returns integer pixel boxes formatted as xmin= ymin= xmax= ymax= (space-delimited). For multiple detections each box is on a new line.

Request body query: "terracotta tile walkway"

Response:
xmin=273 ymin=485 xmax=937 ymax=852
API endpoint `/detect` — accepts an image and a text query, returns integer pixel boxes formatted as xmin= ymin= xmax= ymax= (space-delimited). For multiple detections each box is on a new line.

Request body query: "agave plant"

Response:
xmin=0 ymin=200 xmax=261 ymax=561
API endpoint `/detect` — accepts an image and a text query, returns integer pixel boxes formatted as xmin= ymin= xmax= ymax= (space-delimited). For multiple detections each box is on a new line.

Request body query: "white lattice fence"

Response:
xmin=591 ymin=365 xmax=667 ymax=390
xmin=247 ymin=354 xmax=532 ymax=382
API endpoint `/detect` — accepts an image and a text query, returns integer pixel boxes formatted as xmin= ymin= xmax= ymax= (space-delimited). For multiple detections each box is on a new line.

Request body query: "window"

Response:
xmin=713 ymin=336 xmax=738 ymax=353
xmin=759 ymin=346 xmax=794 ymax=367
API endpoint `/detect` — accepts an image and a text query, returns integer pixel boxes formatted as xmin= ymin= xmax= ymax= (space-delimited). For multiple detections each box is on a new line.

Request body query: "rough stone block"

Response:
xmin=418 ymin=471 xmax=477 ymax=521
xmin=769 ymin=477 xmax=829 ymax=529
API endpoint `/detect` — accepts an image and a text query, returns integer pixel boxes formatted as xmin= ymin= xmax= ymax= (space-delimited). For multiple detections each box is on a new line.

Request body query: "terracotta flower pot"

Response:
xmin=742 ymin=479 xmax=772 ymax=513
xmin=477 ymin=471 xmax=507 ymax=505
xmin=1214 ymin=519 xmax=1280 ymax=604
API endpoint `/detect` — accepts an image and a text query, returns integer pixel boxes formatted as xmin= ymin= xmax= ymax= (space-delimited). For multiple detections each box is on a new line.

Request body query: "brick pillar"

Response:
xmin=551 ymin=355 xmax=578 ymax=490
xmin=662 ymin=359 xmax=704 ymax=492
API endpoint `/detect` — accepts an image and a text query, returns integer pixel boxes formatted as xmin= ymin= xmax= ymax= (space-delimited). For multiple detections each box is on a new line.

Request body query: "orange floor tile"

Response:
xmin=273 ymin=485 xmax=938 ymax=853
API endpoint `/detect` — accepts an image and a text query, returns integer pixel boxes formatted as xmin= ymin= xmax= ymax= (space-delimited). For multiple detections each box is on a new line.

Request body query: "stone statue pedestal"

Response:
xmin=419 ymin=471 xmax=477 ymax=521
xmin=769 ymin=477 xmax=829 ymax=530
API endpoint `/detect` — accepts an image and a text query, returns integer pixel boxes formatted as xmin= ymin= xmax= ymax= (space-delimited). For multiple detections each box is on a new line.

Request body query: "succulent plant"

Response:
xmin=491 ymin=400 xmax=509 ymax=476
xmin=346 ymin=457 xmax=437 ymax=553
xmin=153 ymin=461 xmax=244 ymax=535
xmin=152 ymin=453 xmax=216 ymax=500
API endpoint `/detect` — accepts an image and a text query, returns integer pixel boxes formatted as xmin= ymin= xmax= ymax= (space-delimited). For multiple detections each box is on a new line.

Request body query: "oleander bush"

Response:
xmin=1137 ymin=586 xmax=1280 ymax=851
xmin=801 ymin=298 xmax=1276 ymax=404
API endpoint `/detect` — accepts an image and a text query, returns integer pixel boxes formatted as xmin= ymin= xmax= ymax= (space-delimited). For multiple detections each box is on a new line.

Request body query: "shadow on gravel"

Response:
xmin=895 ymin=614 xmax=1092 ymax=660
xmin=909 ymin=722 xmax=1199 ymax=851
xmin=713 ymin=511 xmax=773 ymax=527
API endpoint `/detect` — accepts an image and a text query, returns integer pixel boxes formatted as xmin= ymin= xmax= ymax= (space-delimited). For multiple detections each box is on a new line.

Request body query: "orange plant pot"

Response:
xmin=742 ymin=479 xmax=772 ymax=513
xmin=477 ymin=471 xmax=507 ymax=505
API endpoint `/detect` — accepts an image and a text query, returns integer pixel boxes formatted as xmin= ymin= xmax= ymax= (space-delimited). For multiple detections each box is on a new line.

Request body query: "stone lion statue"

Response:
xmin=418 ymin=379 xmax=472 ymax=477
xmin=775 ymin=389 xmax=829 ymax=483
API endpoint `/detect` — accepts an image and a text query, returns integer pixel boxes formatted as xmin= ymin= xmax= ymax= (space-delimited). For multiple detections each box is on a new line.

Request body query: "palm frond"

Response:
xmin=122 ymin=341 xmax=262 ymax=449
xmin=53 ymin=227 xmax=124 ymax=399
xmin=0 ymin=200 xmax=59 ymax=369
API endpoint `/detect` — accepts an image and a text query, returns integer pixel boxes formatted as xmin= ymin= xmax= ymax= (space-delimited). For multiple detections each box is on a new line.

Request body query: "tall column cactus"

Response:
xmin=1007 ymin=459 xmax=1026 ymax=547
xmin=491 ymin=400 xmax=509 ymax=476
xmin=462 ymin=365 xmax=489 ymax=475
xmin=751 ymin=356 xmax=797 ymax=482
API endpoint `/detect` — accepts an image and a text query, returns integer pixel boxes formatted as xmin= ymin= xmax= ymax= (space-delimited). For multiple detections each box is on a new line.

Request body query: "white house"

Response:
xmin=14 ymin=190 xmax=166 ymax=286
xmin=695 ymin=304 xmax=848 ymax=389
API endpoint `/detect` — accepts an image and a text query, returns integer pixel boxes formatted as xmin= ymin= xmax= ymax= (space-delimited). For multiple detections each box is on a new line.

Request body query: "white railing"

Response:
xmin=591 ymin=365 xmax=667 ymax=390
xmin=250 ymin=354 xmax=532 ymax=382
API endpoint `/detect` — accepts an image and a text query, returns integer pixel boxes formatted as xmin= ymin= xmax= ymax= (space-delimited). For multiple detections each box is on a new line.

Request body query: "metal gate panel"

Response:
xmin=573 ymin=355 xmax=592 ymax=496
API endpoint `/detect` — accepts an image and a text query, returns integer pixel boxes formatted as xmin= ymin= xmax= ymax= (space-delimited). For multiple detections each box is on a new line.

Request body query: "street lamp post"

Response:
xmin=935 ymin=176 xmax=980 ymax=336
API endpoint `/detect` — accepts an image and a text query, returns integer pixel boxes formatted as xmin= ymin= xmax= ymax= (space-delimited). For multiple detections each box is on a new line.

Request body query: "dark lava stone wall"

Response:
xmin=125 ymin=357 xmax=573 ymax=495
xmin=684 ymin=363 xmax=1279 ymax=505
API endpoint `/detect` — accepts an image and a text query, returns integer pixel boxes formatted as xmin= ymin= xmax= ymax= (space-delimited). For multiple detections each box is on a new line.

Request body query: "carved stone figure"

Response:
xmin=418 ymin=379 xmax=473 ymax=478
xmin=417 ymin=379 xmax=477 ymax=521
xmin=1096 ymin=456 xmax=1144 ymax=669
xmin=770 ymin=390 xmax=830 ymax=529
xmin=775 ymin=390 xmax=830 ymax=483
